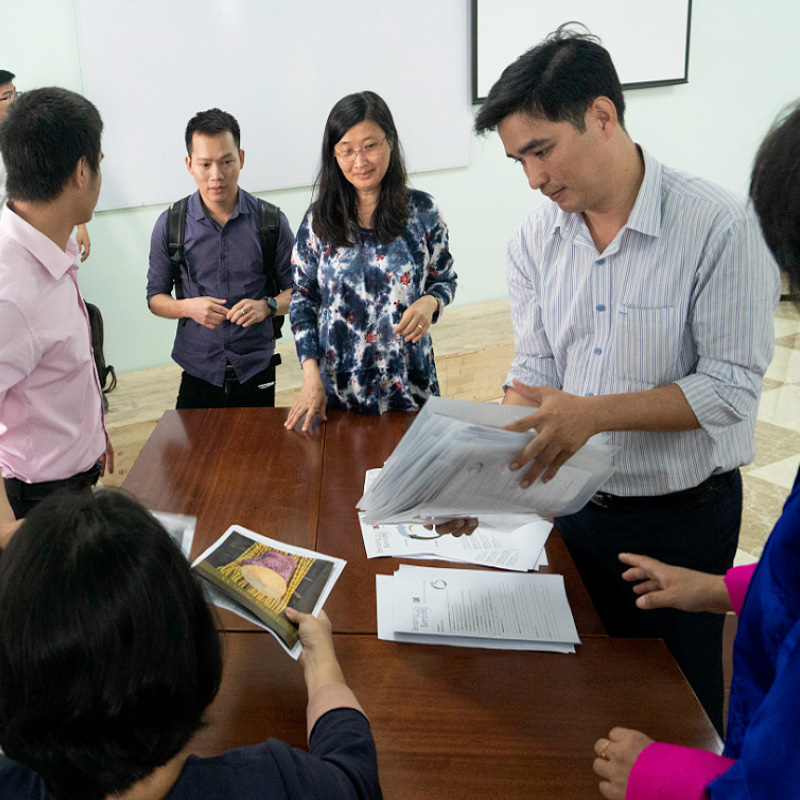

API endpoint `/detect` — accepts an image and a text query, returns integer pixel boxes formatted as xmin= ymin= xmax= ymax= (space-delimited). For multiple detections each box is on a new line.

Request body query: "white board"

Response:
xmin=75 ymin=0 xmax=473 ymax=211
xmin=473 ymin=0 xmax=691 ymax=101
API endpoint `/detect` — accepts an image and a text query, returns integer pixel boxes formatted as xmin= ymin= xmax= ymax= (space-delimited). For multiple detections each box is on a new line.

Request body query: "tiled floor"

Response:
xmin=739 ymin=301 xmax=800 ymax=559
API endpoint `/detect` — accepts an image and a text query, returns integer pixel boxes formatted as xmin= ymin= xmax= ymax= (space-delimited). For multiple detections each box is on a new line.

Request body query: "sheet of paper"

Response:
xmin=359 ymin=469 xmax=551 ymax=570
xmin=151 ymin=510 xmax=196 ymax=559
xmin=376 ymin=575 xmax=574 ymax=653
xmin=391 ymin=565 xmax=580 ymax=645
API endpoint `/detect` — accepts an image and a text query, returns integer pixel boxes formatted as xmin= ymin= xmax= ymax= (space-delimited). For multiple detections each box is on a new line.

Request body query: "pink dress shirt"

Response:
xmin=0 ymin=205 xmax=107 ymax=484
xmin=626 ymin=564 xmax=756 ymax=800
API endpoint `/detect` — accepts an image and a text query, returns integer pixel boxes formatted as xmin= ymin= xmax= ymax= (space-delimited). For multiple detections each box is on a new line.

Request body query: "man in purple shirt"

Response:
xmin=147 ymin=108 xmax=294 ymax=408
xmin=0 ymin=87 xmax=112 ymax=542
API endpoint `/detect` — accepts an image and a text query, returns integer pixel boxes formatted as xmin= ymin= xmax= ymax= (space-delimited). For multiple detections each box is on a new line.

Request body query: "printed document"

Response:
xmin=377 ymin=565 xmax=580 ymax=653
xmin=360 ymin=470 xmax=551 ymax=570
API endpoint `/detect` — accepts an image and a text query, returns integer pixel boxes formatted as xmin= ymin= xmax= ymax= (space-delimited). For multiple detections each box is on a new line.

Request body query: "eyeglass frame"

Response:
xmin=333 ymin=138 xmax=388 ymax=164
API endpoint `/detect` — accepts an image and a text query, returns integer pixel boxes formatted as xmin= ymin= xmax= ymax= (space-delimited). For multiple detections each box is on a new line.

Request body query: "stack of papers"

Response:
xmin=360 ymin=470 xmax=551 ymax=571
xmin=358 ymin=396 xmax=616 ymax=524
xmin=377 ymin=565 xmax=581 ymax=653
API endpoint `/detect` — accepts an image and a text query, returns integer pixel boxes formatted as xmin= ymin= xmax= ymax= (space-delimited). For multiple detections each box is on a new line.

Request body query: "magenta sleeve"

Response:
xmin=626 ymin=742 xmax=735 ymax=800
xmin=724 ymin=563 xmax=757 ymax=616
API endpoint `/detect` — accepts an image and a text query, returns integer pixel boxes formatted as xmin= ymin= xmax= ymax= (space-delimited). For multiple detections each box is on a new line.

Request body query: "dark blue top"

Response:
xmin=708 ymin=467 xmax=800 ymax=798
xmin=0 ymin=708 xmax=382 ymax=799
xmin=147 ymin=189 xmax=294 ymax=386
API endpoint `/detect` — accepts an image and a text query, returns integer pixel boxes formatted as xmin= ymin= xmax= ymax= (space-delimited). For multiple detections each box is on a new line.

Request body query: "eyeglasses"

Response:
xmin=334 ymin=139 xmax=386 ymax=163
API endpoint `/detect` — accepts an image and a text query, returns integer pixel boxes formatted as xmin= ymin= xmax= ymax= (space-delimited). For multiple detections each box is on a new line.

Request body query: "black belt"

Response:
xmin=589 ymin=470 xmax=737 ymax=511
xmin=223 ymin=353 xmax=281 ymax=383
xmin=4 ymin=461 xmax=103 ymax=501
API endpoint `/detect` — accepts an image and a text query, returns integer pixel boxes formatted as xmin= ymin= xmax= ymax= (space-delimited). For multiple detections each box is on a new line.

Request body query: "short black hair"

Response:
xmin=751 ymin=100 xmax=800 ymax=303
xmin=0 ymin=87 xmax=103 ymax=203
xmin=185 ymin=107 xmax=241 ymax=154
xmin=0 ymin=70 xmax=15 ymax=85
xmin=313 ymin=90 xmax=409 ymax=247
xmin=0 ymin=490 xmax=222 ymax=800
xmin=474 ymin=23 xmax=625 ymax=134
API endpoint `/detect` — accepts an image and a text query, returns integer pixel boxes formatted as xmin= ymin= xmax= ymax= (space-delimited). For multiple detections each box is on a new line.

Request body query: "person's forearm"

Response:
xmin=503 ymin=385 xmax=537 ymax=406
xmin=274 ymin=288 xmax=292 ymax=316
xmin=302 ymin=358 xmax=322 ymax=380
xmin=0 ymin=483 xmax=20 ymax=548
xmin=586 ymin=383 xmax=699 ymax=434
xmin=149 ymin=293 xmax=186 ymax=320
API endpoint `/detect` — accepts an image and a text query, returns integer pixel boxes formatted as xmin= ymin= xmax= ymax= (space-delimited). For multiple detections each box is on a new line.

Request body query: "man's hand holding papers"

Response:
xmin=358 ymin=397 xmax=617 ymax=526
xmin=504 ymin=381 xmax=601 ymax=486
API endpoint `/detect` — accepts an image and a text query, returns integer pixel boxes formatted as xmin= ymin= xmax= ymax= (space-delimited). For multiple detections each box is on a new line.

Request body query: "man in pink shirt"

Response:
xmin=0 ymin=87 xmax=112 ymax=545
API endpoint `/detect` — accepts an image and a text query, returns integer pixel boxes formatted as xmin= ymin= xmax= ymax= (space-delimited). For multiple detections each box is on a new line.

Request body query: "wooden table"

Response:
xmin=124 ymin=407 xmax=721 ymax=798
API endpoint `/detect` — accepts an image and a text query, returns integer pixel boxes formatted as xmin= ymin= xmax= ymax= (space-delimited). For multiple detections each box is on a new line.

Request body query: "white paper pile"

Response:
xmin=358 ymin=396 xmax=616 ymax=525
xmin=360 ymin=470 xmax=551 ymax=571
xmin=377 ymin=565 xmax=580 ymax=653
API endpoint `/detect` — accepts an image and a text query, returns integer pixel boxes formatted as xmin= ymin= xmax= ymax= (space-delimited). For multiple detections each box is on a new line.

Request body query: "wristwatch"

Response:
xmin=262 ymin=296 xmax=279 ymax=316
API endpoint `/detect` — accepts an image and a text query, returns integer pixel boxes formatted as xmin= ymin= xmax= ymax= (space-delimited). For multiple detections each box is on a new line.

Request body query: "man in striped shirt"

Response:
xmin=474 ymin=26 xmax=779 ymax=734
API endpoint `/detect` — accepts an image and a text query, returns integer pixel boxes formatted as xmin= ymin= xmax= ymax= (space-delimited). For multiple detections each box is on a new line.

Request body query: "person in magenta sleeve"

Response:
xmin=592 ymin=101 xmax=800 ymax=800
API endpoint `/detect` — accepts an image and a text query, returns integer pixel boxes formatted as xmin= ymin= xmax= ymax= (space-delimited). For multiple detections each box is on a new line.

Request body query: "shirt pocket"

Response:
xmin=612 ymin=303 xmax=681 ymax=388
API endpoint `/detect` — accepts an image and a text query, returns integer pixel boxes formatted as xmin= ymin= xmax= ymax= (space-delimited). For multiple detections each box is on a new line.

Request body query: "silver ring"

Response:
xmin=241 ymin=308 xmax=246 ymax=316
xmin=417 ymin=323 xmax=424 ymax=330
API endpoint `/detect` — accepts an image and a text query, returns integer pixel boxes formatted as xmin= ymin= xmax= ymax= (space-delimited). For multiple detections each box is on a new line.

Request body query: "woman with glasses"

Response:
xmin=286 ymin=91 xmax=456 ymax=430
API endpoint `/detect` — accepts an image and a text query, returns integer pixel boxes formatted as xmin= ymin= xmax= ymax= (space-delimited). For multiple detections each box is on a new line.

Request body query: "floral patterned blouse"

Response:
xmin=290 ymin=189 xmax=457 ymax=415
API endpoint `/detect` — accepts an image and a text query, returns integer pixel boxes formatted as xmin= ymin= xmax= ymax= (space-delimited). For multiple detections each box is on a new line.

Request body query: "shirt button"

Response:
xmin=594 ymin=347 xmax=602 ymax=355
xmin=596 ymin=259 xmax=605 ymax=266
xmin=586 ymin=392 xmax=594 ymax=397
xmin=597 ymin=304 xmax=606 ymax=312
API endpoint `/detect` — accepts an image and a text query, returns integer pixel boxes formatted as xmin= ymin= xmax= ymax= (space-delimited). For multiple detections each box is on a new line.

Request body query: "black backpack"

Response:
xmin=165 ymin=196 xmax=285 ymax=339
xmin=84 ymin=301 xmax=117 ymax=408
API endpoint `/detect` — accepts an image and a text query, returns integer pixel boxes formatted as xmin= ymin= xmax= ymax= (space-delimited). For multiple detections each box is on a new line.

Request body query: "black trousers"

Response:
xmin=176 ymin=360 xmax=278 ymax=409
xmin=555 ymin=469 xmax=741 ymax=736
xmin=4 ymin=461 xmax=102 ymax=519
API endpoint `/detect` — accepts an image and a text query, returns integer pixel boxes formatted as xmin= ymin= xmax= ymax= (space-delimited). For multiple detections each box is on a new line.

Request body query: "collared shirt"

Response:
xmin=506 ymin=148 xmax=780 ymax=496
xmin=0 ymin=205 xmax=107 ymax=483
xmin=147 ymin=189 xmax=294 ymax=386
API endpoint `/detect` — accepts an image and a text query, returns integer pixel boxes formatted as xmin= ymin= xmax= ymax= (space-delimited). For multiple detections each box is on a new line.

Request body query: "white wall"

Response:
xmin=5 ymin=1 xmax=800 ymax=373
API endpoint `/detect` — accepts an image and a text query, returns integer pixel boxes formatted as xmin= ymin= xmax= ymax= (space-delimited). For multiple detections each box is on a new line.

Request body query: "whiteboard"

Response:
xmin=473 ymin=0 xmax=691 ymax=102
xmin=75 ymin=0 xmax=473 ymax=211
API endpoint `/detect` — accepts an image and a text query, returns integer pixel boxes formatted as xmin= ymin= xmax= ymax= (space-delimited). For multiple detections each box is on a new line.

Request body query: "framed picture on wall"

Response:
xmin=472 ymin=0 xmax=692 ymax=103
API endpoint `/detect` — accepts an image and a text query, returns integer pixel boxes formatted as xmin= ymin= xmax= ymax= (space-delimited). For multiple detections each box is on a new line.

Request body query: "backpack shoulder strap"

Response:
xmin=166 ymin=196 xmax=190 ymax=300
xmin=257 ymin=199 xmax=285 ymax=340
xmin=257 ymin=198 xmax=281 ymax=279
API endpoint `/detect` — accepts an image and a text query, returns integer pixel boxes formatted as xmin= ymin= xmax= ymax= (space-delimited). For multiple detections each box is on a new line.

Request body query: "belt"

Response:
xmin=4 ymin=461 xmax=103 ymax=501
xmin=223 ymin=353 xmax=282 ymax=383
xmin=589 ymin=470 xmax=737 ymax=512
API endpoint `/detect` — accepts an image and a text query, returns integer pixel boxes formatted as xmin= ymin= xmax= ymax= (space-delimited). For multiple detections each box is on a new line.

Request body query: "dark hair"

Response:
xmin=0 ymin=87 xmax=102 ymax=203
xmin=0 ymin=70 xmax=14 ymax=85
xmin=0 ymin=490 xmax=222 ymax=800
xmin=185 ymin=107 xmax=241 ymax=154
xmin=474 ymin=23 xmax=625 ymax=134
xmin=750 ymin=101 xmax=800 ymax=303
xmin=313 ymin=90 xmax=409 ymax=247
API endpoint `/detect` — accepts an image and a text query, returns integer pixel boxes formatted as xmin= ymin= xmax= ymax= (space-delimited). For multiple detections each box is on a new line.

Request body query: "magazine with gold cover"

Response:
xmin=192 ymin=525 xmax=346 ymax=658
